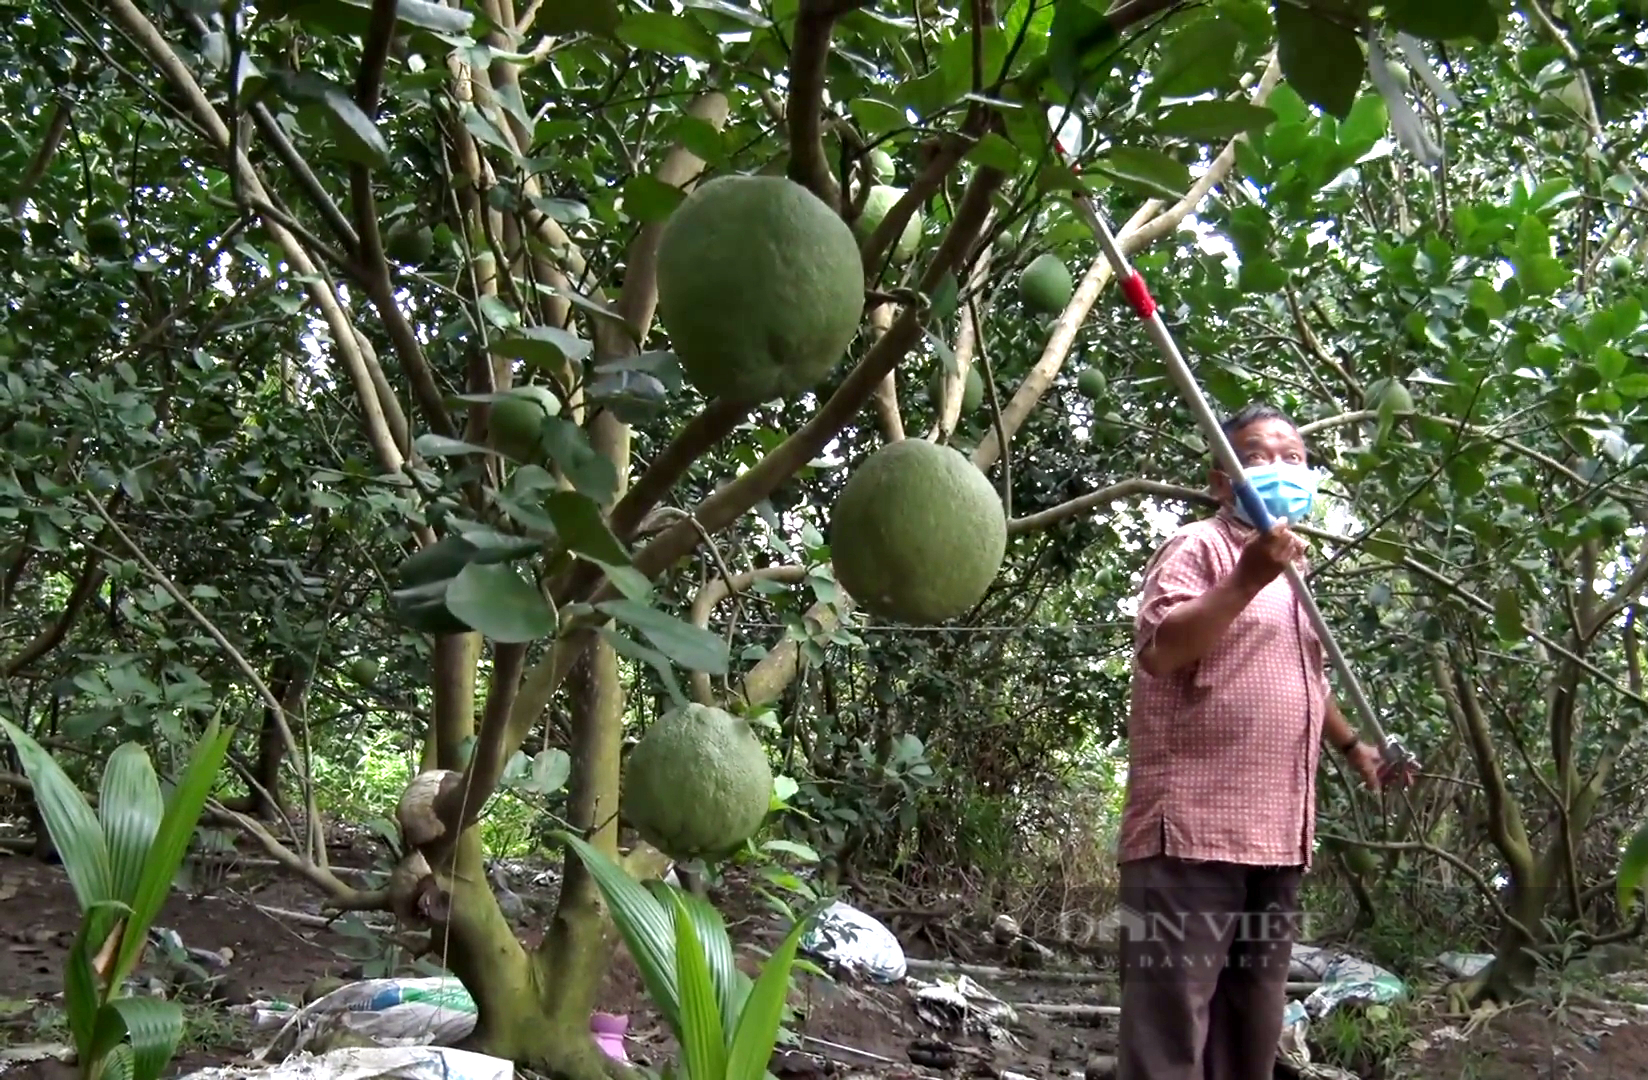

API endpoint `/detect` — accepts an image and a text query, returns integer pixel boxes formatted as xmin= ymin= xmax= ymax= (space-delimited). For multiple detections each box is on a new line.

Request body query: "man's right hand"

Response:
xmin=1235 ymin=522 xmax=1306 ymax=592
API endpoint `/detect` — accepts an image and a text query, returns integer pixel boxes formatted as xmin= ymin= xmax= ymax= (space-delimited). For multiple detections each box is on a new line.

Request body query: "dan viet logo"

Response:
xmin=1089 ymin=903 xmax=1309 ymax=944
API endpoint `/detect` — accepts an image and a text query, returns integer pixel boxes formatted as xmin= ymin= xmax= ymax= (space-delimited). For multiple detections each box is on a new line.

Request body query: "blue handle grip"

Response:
xmin=1232 ymin=480 xmax=1276 ymax=533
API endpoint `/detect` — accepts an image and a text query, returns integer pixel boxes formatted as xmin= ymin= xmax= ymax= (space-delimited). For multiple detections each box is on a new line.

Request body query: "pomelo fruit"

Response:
xmin=385 ymin=220 xmax=434 ymax=264
xmin=929 ymin=366 xmax=984 ymax=415
xmin=621 ymin=703 xmax=774 ymax=861
xmin=868 ymin=148 xmax=896 ymax=183
xmin=828 ymin=438 xmax=1007 ymax=624
xmin=1020 ymin=253 xmax=1073 ymax=315
xmin=857 ymin=184 xmax=923 ymax=262
xmin=1075 ymin=367 xmax=1106 ymax=400
xmin=1364 ymin=377 xmax=1414 ymax=416
xmin=350 ymin=657 xmax=380 ymax=685
xmin=488 ymin=385 xmax=559 ymax=463
xmin=1609 ymin=254 xmax=1632 ymax=280
xmin=654 ymin=174 xmax=865 ymax=403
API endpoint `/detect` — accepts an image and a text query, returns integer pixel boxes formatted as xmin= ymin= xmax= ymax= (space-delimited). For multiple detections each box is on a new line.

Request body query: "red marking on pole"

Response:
xmin=1121 ymin=271 xmax=1156 ymax=320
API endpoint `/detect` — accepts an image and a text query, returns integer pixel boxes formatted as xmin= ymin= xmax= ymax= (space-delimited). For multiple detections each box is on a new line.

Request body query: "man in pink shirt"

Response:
xmin=1115 ymin=402 xmax=1405 ymax=1080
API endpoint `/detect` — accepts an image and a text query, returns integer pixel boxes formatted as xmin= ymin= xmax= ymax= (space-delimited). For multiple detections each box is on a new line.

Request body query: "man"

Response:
xmin=1114 ymin=401 xmax=1410 ymax=1080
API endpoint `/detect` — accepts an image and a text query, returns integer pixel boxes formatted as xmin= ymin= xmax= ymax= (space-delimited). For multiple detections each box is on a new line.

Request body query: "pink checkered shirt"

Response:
xmin=1117 ymin=508 xmax=1330 ymax=870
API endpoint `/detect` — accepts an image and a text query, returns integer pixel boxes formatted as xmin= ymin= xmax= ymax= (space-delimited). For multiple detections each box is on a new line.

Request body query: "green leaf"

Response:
xmin=666 ymin=886 xmax=743 ymax=1036
xmin=1593 ymin=344 xmax=1628 ymax=382
xmin=1616 ymin=373 xmax=1648 ymax=400
xmin=725 ymin=904 xmax=824 ymax=1080
xmin=1492 ymin=587 xmax=1523 ymax=644
xmin=65 ymin=907 xmax=118 ymax=1063
xmin=90 ymin=997 xmax=185 ymax=1080
xmin=848 ymin=99 xmax=906 ymax=137
xmin=98 ymin=743 xmax=163 ymax=906
xmin=444 ymin=562 xmax=557 ymax=643
xmin=1382 ymin=0 xmax=1498 ymax=43
xmin=1274 ymin=1 xmax=1365 ymax=119
xmin=557 ymin=831 xmax=681 ymax=1025
xmin=537 ymin=0 xmax=620 ymax=36
xmin=601 ymin=627 xmax=690 ymax=709
xmin=264 ymin=0 xmax=475 ymax=38
xmin=1154 ymin=101 xmax=1277 ymax=142
xmin=488 ymin=326 xmax=592 ymax=369
xmin=1619 ymin=822 xmax=1648 ymax=913
xmin=1151 ymin=16 xmax=1241 ymax=99
xmin=111 ymin=715 xmax=234 ymax=990
xmin=966 ymin=132 xmax=1023 ymax=171
xmin=542 ymin=418 xmax=620 ymax=504
xmin=1045 ymin=0 xmax=1119 ymax=102
xmin=614 ymin=11 xmax=723 ymax=62
xmin=319 ymin=89 xmax=392 ymax=171
xmin=521 ymin=749 xmax=572 ymax=795
xmin=624 ymin=175 xmax=689 ymax=224
xmin=413 ymin=434 xmax=494 ymax=458
xmin=0 ymin=718 xmax=112 ymax=911
xmin=1336 ymin=93 xmax=1389 ymax=157
xmin=596 ymin=599 xmax=730 ymax=675
xmin=669 ymin=889 xmax=728 ymax=1080
xmin=1090 ymin=146 xmax=1191 ymax=199
xmin=544 ymin=491 xmax=629 ymax=565
xmin=1466 ymin=278 xmax=1505 ymax=318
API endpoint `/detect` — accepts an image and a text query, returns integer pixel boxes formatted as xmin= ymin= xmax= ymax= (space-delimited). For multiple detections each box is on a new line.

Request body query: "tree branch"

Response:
xmin=688 ymin=565 xmax=810 ymax=705
xmin=1 ymin=545 xmax=107 ymax=677
xmin=972 ymin=55 xmax=1280 ymax=471
xmin=8 ymin=97 xmax=71 ymax=218
xmin=786 ymin=0 xmax=868 ymax=207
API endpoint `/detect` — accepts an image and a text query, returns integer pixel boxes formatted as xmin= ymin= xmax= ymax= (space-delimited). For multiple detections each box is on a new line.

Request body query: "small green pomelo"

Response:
xmin=655 ymin=174 xmax=865 ymax=404
xmin=1075 ymin=367 xmax=1107 ymax=400
xmin=349 ymin=657 xmax=380 ymax=685
xmin=488 ymin=385 xmax=559 ymax=463
xmin=1596 ymin=500 xmax=1632 ymax=540
xmin=385 ymin=220 xmax=434 ymax=265
xmin=1610 ymin=254 xmax=1633 ymax=280
xmin=84 ymin=216 xmax=124 ymax=259
xmin=621 ymin=703 xmax=774 ymax=861
xmin=857 ymin=184 xmax=923 ymax=262
xmin=868 ymin=148 xmax=896 ymax=183
xmin=828 ymin=438 xmax=1007 ymax=624
xmin=1020 ymin=253 xmax=1073 ymax=315
xmin=1364 ymin=377 xmax=1414 ymax=416
xmin=929 ymin=366 xmax=985 ymax=414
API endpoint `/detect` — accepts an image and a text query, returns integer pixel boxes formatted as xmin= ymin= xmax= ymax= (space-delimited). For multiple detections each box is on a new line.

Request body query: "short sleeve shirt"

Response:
xmin=1116 ymin=508 xmax=1330 ymax=870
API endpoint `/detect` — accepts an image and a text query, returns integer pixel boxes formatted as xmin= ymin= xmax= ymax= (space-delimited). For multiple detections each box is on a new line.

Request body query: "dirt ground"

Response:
xmin=3 ymin=845 xmax=1648 ymax=1079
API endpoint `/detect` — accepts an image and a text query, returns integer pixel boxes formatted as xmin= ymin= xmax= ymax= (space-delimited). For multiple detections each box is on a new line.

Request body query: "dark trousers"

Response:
xmin=1116 ymin=855 xmax=1304 ymax=1080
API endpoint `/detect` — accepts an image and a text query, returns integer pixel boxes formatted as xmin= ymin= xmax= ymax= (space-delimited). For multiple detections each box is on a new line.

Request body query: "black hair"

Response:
xmin=1219 ymin=401 xmax=1298 ymax=441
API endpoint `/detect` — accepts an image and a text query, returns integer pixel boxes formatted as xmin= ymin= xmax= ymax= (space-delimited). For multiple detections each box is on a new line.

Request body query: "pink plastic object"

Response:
xmin=590 ymin=1013 xmax=630 ymax=1064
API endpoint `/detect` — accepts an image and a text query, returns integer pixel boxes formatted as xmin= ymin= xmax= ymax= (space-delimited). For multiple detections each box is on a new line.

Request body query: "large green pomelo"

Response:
xmin=1019 ymin=253 xmax=1073 ymax=315
xmin=828 ymin=438 xmax=1007 ymax=624
xmin=621 ymin=703 xmax=774 ymax=861
xmin=654 ymin=175 xmax=865 ymax=403
xmin=857 ymin=184 xmax=923 ymax=262
xmin=489 ymin=385 xmax=559 ymax=462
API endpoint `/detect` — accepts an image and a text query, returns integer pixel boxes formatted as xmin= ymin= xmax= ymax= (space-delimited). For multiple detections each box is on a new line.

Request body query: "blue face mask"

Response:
xmin=1231 ymin=461 xmax=1318 ymax=527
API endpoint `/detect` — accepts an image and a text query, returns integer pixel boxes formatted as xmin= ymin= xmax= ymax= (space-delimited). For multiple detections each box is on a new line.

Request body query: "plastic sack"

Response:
xmin=178 ymin=1046 xmax=511 ymax=1080
xmin=1303 ymin=953 xmax=1406 ymax=1019
xmin=253 ymin=978 xmax=477 ymax=1057
xmin=798 ymin=900 xmax=907 ymax=983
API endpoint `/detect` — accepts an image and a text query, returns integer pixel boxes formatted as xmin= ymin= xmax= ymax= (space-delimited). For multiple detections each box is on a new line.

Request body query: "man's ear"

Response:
xmin=1209 ymin=467 xmax=1229 ymax=499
